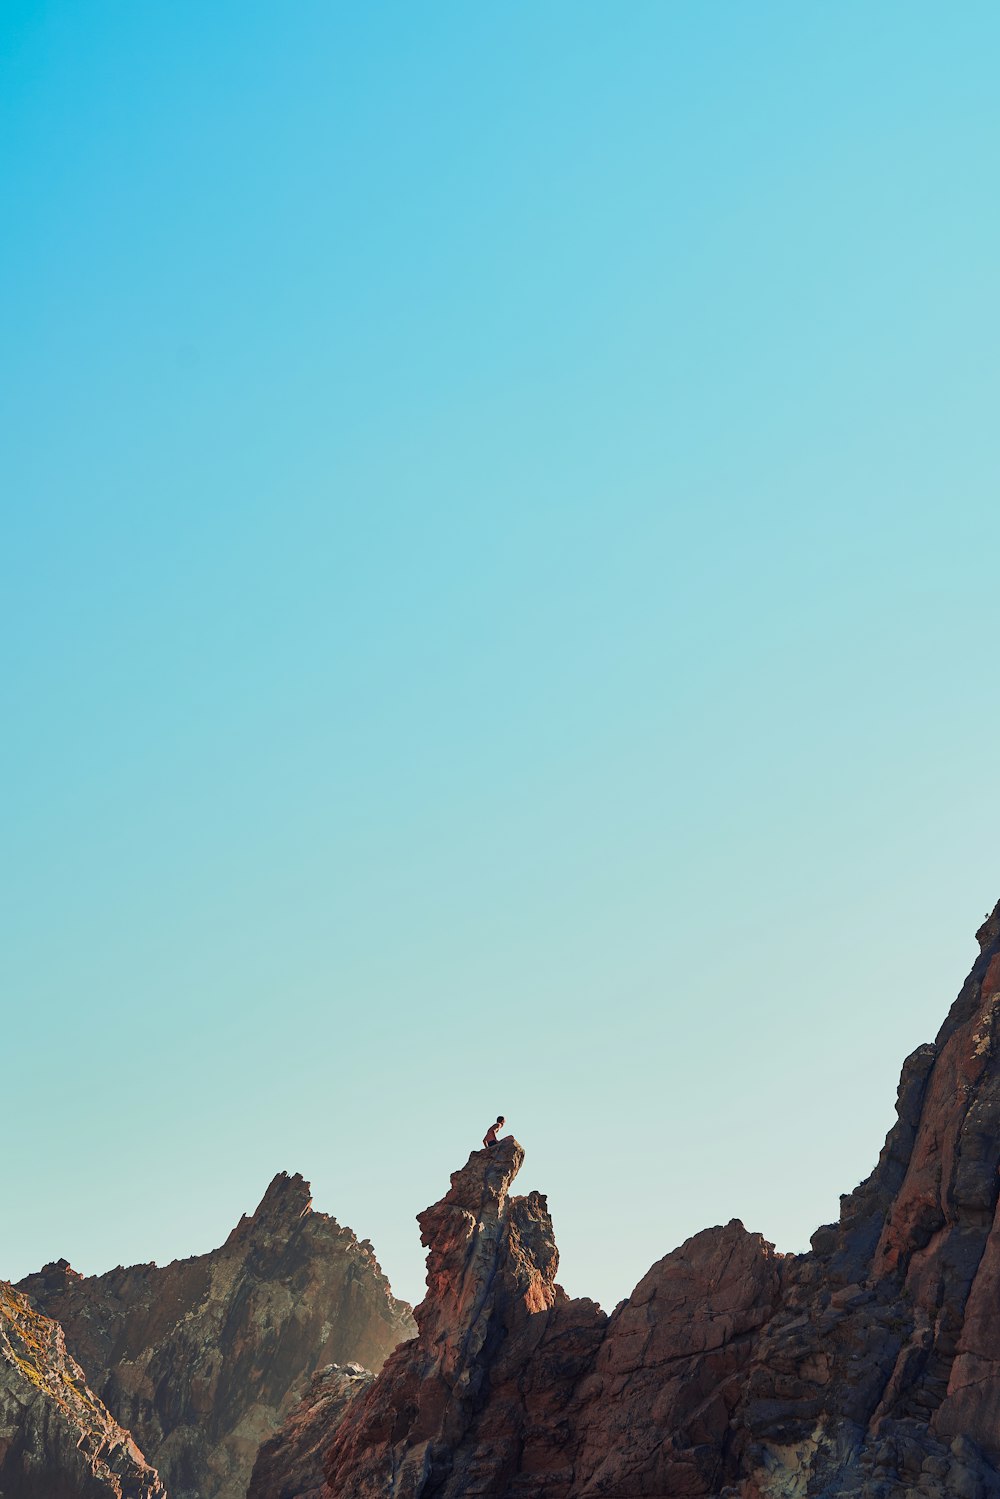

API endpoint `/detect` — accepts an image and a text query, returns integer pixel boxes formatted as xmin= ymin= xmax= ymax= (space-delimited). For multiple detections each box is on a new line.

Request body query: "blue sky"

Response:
xmin=3 ymin=3 xmax=1000 ymax=1312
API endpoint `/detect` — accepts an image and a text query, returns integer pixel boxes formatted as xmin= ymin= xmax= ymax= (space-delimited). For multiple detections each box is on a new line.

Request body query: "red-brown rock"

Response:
xmin=316 ymin=897 xmax=1000 ymax=1499
xmin=247 ymin=1362 xmax=373 ymax=1499
xmin=572 ymin=1220 xmax=782 ymax=1497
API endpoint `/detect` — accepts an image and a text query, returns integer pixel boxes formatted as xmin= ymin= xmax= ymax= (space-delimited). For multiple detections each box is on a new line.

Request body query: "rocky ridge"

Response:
xmin=0 ymin=1279 xmax=165 ymax=1499
xmin=19 ymin=1171 xmax=415 ymax=1499
xmin=314 ymin=896 xmax=1000 ymax=1499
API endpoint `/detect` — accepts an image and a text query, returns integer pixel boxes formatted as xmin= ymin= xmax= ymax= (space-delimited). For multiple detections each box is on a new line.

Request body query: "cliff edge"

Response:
xmin=311 ymin=897 xmax=1000 ymax=1499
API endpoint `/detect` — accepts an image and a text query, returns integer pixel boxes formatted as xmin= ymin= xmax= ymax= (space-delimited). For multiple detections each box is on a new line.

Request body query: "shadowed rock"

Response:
xmin=0 ymin=1280 xmax=165 ymax=1499
xmin=247 ymin=1362 xmax=373 ymax=1499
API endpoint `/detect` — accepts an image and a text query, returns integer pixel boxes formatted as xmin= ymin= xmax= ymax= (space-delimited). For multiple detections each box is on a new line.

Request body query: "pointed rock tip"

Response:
xmin=439 ymin=1136 xmax=525 ymax=1209
xmin=253 ymin=1171 xmax=313 ymax=1220
xmin=41 ymin=1258 xmax=78 ymax=1277
xmin=976 ymin=898 xmax=1000 ymax=953
xmin=16 ymin=1259 xmax=83 ymax=1299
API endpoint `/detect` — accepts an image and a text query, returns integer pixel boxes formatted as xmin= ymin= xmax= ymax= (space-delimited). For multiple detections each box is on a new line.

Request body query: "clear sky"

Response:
xmin=3 ymin=3 xmax=1000 ymax=1315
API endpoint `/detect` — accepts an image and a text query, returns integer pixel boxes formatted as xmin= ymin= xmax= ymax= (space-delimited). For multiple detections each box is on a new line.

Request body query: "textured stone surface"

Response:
xmin=325 ymin=1137 xmax=607 ymax=1499
xmin=322 ymin=1148 xmax=779 ymax=1499
xmin=572 ymin=1219 xmax=782 ymax=1498
xmin=317 ymin=896 xmax=1000 ymax=1499
xmin=19 ymin=1172 xmax=415 ymax=1499
xmin=736 ymin=895 xmax=1000 ymax=1498
xmin=247 ymin=1363 xmax=373 ymax=1499
xmin=0 ymin=1280 xmax=165 ymax=1499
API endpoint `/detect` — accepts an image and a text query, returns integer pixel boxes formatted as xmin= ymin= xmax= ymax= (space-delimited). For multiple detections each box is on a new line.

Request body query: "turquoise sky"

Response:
xmin=3 ymin=3 xmax=1000 ymax=1314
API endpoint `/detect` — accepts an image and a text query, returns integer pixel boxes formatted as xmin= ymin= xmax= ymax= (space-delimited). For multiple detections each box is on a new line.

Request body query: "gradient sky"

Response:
xmin=3 ymin=3 xmax=1000 ymax=1315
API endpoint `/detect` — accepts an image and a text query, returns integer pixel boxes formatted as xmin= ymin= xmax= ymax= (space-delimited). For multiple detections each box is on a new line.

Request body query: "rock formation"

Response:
xmin=324 ymin=1139 xmax=607 ymax=1498
xmin=733 ymin=899 xmax=1000 ymax=1499
xmin=18 ymin=1172 xmax=415 ymax=1499
xmin=0 ymin=1279 xmax=165 ymax=1499
xmin=247 ymin=1364 xmax=373 ymax=1499
xmin=311 ymin=896 xmax=1000 ymax=1499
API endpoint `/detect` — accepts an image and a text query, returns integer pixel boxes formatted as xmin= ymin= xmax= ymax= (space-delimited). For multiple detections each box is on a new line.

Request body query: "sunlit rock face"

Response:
xmin=0 ymin=1280 xmax=165 ymax=1499
xmin=324 ymin=1136 xmax=608 ymax=1499
xmin=18 ymin=1172 xmax=415 ymax=1499
xmin=309 ymin=897 xmax=1000 ymax=1499
xmin=322 ymin=1143 xmax=775 ymax=1499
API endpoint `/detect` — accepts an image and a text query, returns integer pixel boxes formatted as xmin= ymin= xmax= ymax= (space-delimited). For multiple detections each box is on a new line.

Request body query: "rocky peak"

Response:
xmin=21 ymin=1172 xmax=415 ymax=1499
xmin=412 ymin=1136 xmax=558 ymax=1362
xmin=18 ymin=1257 xmax=84 ymax=1300
xmin=324 ymin=1139 xmax=605 ymax=1497
xmin=258 ymin=1168 xmax=314 ymax=1218
xmin=226 ymin=1170 xmax=315 ymax=1246
xmin=315 ymin=898 xmax=1000 ymax=1499
xmin=976 ymin=895 xmax=1000 ymax=953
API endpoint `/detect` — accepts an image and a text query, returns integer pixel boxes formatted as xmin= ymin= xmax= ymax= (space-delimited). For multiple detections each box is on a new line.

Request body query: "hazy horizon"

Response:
xmin=4 ymin=3 xmax=1000 ymax=1313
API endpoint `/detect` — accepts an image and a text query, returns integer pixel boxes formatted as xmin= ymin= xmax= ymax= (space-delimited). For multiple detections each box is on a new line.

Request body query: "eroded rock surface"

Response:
xmin=19 ymin=1172 xmax=415 ymax=1499
xmin=322 ymin=1147 xmax=778 ymax=1499
xmin=573 ymin=1219 xmax=782 ymax=1497
xmin=0 ymin=1280 xmax=165 ymax=1499
xmin=325 ymin=1138 xmax=607 ymax=1499
xmin=247 ymin=1362 xmax=373 ymax=1499
xmin=316 ymin=897 xmax=1000 ymax=1499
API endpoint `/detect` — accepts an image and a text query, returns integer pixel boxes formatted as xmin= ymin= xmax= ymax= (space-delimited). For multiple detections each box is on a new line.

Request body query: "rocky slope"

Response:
xmin=247 ymin=1363 xmax=373 ymax=1499
xmin=0 ymin=1279 xmax=165 ymax=1499
xmin=312 ymin=896 xmax=1000 ymax=1499
xmin=18 ymin=1172 xmax=414 ymax=1499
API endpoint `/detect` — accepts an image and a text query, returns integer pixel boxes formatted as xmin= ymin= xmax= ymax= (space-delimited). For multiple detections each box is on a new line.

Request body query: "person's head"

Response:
xmin=496 ymin=1115 xmax=505 ymax=1126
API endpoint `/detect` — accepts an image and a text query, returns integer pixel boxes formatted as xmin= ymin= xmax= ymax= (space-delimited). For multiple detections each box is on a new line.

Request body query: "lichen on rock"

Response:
xmin=0 ymin=1280 xmax=165 ymax=1499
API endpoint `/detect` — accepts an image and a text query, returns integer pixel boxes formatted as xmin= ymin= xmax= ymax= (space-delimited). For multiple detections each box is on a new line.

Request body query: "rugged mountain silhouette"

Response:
xmin=11 ymin=898 xmax=1000 ymax=1498
xmin=310 ymin=897 xmax=1000 ymax=1498
xmin=17 ymin=1172 xmax=414 ymax=1499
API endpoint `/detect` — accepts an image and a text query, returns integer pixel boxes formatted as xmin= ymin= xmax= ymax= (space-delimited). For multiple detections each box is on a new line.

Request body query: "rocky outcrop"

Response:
xmin=572 ymin=1219 xmax=782 ymax=1497
xmin=0 ymin=1280 xmax=165 ymax=1499
xmin=247 ymin=1363 xmax=373 ymax=1499
xmin=322 ymin=1144 xmax=777 ymax=1499
xmin=733 ymin=897 xmax=1000 ymax=1499
xmin=325 ymin=1139 xmax=608 ymax=1498
xmin=19 ymin=1172 xmax=415 ymax=1499
xmin=314 ymin=896 xmax=1000 ymax=1499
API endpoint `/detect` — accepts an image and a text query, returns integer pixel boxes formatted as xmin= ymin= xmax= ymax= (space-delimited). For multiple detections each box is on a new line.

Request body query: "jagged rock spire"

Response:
xmin=319 ymin=900 xmax=1000 ymax=1499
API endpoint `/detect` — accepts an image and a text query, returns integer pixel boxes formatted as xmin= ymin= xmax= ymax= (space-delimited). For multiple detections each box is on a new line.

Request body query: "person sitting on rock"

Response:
xmin=483 ymin=1116 xmax=505 ymax=1149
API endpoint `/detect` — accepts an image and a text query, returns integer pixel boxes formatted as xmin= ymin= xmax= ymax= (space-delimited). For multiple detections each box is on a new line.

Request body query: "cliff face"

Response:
xmin=736 ymin=900 xmax=1000 ymax=1499
xmin=325 ymin=1140 xmax=608 ymax=1498
xmin=317 ymin=898 xmax=1000 ymax=1499
xmin=19 ymin=1172 xmax=415 ymax=1499
xmin=0 ymin=1281 xmax=165 ymax=1499
xmin=322 ymin=1145 xmax=778 ymax=1499
xmin=247 ymin=1363 xmax=373 ymax=1499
